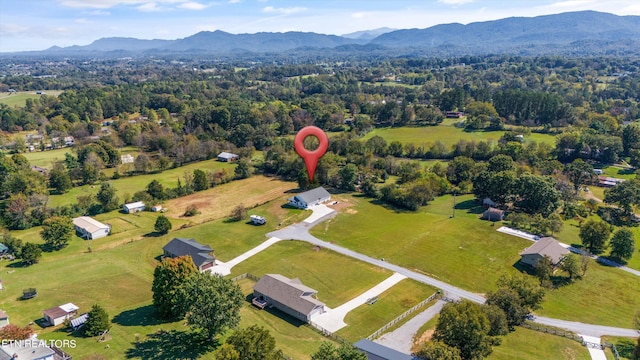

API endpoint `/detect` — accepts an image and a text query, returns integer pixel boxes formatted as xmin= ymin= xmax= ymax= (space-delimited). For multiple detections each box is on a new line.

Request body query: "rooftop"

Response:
xmin=521 ymin=237 xmax=570 ymax=264
xmin=73 ymin=216 xmax=109 ymax=233
xmin=254 ymin=274 xmax=325 ymax=316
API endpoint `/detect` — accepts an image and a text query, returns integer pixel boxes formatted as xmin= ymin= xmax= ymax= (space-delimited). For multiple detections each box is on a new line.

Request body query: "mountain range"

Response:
xmin=13 ymin=11 xmax=640 ymax=57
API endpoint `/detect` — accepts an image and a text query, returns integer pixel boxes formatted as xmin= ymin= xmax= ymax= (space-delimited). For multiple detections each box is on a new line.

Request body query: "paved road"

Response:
xmin=374 ymin=300 xmax=447 ymax=354
xmin=268 ymin=214 xmax=638 ymax=338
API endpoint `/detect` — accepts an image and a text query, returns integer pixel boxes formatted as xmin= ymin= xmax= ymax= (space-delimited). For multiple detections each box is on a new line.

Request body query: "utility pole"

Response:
xmin=452 ymin=192 xmax=456 ymax=218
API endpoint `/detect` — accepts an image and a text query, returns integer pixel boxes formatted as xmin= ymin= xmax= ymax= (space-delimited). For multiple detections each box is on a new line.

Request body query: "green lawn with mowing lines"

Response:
xmin=336 ymin=279 xmax=437 ymax=342
xmin=362 ymin=125 xmax=556 ymax=148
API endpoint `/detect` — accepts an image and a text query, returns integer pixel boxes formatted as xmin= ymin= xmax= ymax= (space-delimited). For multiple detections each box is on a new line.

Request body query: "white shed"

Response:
xmin=123 ymin=201 xmax=145 ymax=213
xmin=73 ymin=216 xmax=111 ymax=240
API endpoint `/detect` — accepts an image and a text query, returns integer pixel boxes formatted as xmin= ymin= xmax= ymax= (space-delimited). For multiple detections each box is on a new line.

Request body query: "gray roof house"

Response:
xmin=520 ymin=237 xmax=570 ymax=267
xmin=354 ymin=339 xmax=414 ymax=360
xmin=481 ymin=207 xmax=505 ymax=222
xmin=0 ymin=341 xmax=55 ymax=360
xmin=217 ymin=152 xmax=239 ymax=162
xmin=253 ymin=274 xmax=326 ymax=322
xmin=288 ymin=187 xmax=331 ymax=209
xmin=162 ymin=238 xmax=216 ymax=272
xmin=73 ymin=216 xmax=111 ymax=240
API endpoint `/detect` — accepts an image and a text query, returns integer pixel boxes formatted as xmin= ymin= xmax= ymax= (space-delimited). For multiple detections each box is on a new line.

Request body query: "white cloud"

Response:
xmin=83 ymin=10 xmax=111 ymax=15
xmin=229 ymin=0 xmax=241 ymax=3
xmin=178 ymin=1 xmax=208 ymax=10
xmin=75 ymin=18 xmax=92 ymax=24
xmin=60 ymin=0 xmax=184 ymax=9
xmin=137 ymin=2 xmax=163 ymax=11
xmin=262 ymin=6 xmax=306 ymax=15
xmin=437 ymin=0 xmax=474 ymax=4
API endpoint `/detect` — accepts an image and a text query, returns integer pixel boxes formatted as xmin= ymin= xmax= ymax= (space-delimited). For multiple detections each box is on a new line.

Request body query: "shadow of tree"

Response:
xmin=456 ymin=199 xmax=485 ymax=214
xmin=112 ymin=305 xmax=175 ymax=327
xmin=125 ymin=329 xmax=217 ymax=360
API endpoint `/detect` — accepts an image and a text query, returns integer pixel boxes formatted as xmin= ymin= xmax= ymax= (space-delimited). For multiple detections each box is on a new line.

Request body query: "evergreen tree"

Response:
xmin=84 ymin=304 xmax=111 ymax=337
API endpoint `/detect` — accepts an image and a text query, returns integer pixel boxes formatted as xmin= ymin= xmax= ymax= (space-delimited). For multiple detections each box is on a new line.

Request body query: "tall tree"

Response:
xmin=564 ymin=159 xmax=595 ymax=193
xmin=212 ymin=344 xmax=240 ymax=360
xmin=311 ymin=342 xmax=367 ymax=360
xmin=433 ymin=300 xmax=494 ymax=360
xmin=560 ymin=254 xmax=581 ymax=280
xmin=49 ymin=162 xmax=73 ymax=194
xmin=176 ymin=272 xmax=243 ymax=340
xmin=152 ymin=256 xmax=198 ymax=318
xmin=84 ymin=304 xmax=111 ymax=337
xmin=415 ymin=341 xmax=462 ymax=360
xmin=609 ymin=228 xmax=635 ymax=261
xmin=193 ymin=169 xmax=209 ymax=191
xmin=604 ymin=178 xmax=640 ymax=215
xmin=234 ymin=159 xmax=252 ymax=179
xmin=40 ymin=216 xmax=74 ymax=250
xmin=20 ymin=242 xmax=42 ymax=265
xmin=225 ymin=325 xmax=284 ymax=360
xmin=96 ymin=182 xmax=119 ymax=212
xmin=154 ymin=215 xmax=172 ymax=235
xmin=146 ymin=179 xmax=165 ymax=200
xmin=579 ymin=219 xmax=611 ymax=254
xmin=513 ymin=174 xmax=560 ymax=216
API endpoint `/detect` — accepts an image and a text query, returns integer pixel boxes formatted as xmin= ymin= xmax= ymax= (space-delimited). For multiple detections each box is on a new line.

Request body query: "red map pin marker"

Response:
xmin=294 ymin=126 xmax=329 ymax=182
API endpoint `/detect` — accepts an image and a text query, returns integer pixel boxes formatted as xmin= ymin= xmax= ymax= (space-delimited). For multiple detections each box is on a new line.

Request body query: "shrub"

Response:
xmin=183 ymin=204 xmax=199 ymax=217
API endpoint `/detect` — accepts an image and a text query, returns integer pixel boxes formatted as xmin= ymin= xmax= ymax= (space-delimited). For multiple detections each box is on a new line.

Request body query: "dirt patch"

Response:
xmin=164 ymin=176 xmax=295 ymax=224
xmin=412 ymin=328 xmax=435 ymax=352
xmin=327 ymin=196 xmax=355 ymax=213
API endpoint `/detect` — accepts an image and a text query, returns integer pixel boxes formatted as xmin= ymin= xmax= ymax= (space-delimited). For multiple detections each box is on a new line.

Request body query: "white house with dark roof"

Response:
xmin=162 ymin=238 xmax=216 ymax=272
xmin=73 ymin=216 xmax=111 ymax=240
xmin=520 ymin=237 xmax=570 ymax=267
xmin=43 ymin=303 xmax=79 ymax=326
xmin=217 ymin=152 xmax=239 ymax=162
xmin=288 ymin=187 xmax=331 ymax=209
xmin=253 ymin=274 xmax=326 ymax=322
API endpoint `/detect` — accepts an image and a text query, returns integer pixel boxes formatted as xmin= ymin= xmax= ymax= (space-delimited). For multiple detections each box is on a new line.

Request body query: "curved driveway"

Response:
xmin=267 ymin=208 xmax=639 ymax=338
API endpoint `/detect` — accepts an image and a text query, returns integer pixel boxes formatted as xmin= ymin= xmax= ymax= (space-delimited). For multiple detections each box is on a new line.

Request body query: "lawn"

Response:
xmin=236 ymin=278 xmax=335 ymax=359
xmin=311 ymin=193 xmax=530 ymax=292
xmin=311 ymin=193 xmax=640 ymax=326
xmin=0 ymin=90 xmax=63 ymax=107
xmin=537 ymin=259 xmax=640 ymax=328
xmin=230 ymin=241 xmax=392 ymax=308
xmin=22 ymin=148 xmax=72 ymax=168
xmin=47 ymin=158 xmax=237 ymax=207
xmin=487 ymin=327 xmax=590 ymax=360
xmin=336 ymin=279 xmax=437 ymax=342
xmin=362 ymin=124 xmax=556 ymax=148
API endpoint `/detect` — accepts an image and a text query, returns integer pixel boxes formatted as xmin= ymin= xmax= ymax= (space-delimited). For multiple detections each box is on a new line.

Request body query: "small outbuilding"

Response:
xmin=0 ymin=243 xmax=7 ymax=254
xmin=482 ymin=197 xmax=497 ymax=208
xmin=70 ymin=313 xmax=89 ymax=331
xmin=43 ymin=303 xmax=79 ymax=326
xmin=253 ymin=274 xmax=326 ymax=322
xmin=121 ymin=154 xmax=134 ymax=164
xmin=151 ymin=205 xmax=163 ymax=212
xmin=0 ymin=310 xmax=9 ymax=328
xmin=162 ymin=238 xmax=216 ymax=272
xmin=217 ymin=152 xmax=239 ymax=162
xmin=73 ymin=216 xmax=111 ymax=240
xmin=288 ymin=187 xmax=331 ymax=209
xmin=481 ymin=207 xmax=505 ymax=222
xmin=520 ymin=237 xmax=570 ymax=267
xmin=123 ymin=201 xmax=145 ymax=213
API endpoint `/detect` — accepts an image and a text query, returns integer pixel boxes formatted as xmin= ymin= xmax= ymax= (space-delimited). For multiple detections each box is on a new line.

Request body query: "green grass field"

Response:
xmin=0 ymin=91 xmax=63 ymax=107
xmin=231 ymin=241 xmax=392 ymax=308
xmin=311 ymin=193 xmax=529 ymax=292
xmin=362 ymin=124 xmax=556 ymax=148
xmin=47 ymin=158 xmax=236 ymax=207
xmin=336 ymin=279 xmax=437 ymax=342
xmin=311 ymin=193 xmax=640 ymax=326
xmin=487 ymin=327 xmax=590 ymax=360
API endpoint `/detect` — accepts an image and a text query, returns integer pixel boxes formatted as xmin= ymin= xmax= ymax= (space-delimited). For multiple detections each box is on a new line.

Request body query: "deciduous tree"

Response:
xmin=0 ymin=324 xmax=33 ymax=340
xmin=433 ymin=300 xmax=494 ymax=360
xmin=415 ymin=341 xmax=462 ymax=360
xmin=21 ymin=242 xmax=42 ymax=265
xmin=579 ymin=219 xmax=611 ymax=254
xmin=49 ymin=162 xmax=72 ymax=194
xmin=609 ymin=228 xmax=635 ymax=261
xmin=225 ymin=325 xmax=284 ymax=360
xmin=40 ymin=216 xmax=74 ymax=250
xmin=154 ymin=215 xmax=172 ymax=235
xmin=176 ymin=272 xmax=243 ymax=340
xmin=152 ymin=256 xmax=198 ymax=318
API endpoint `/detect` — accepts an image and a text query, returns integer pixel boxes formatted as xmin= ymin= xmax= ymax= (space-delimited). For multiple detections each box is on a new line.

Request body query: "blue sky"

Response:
xmin=1 ymin=0 xmax=639 ymax=52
